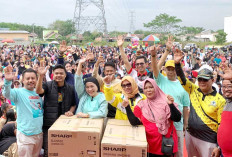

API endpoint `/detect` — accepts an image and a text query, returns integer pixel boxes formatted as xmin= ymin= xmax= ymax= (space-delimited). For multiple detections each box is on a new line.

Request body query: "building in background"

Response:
xmin=224 ymin=16 xmax=232 ymax=42
xmin=0 ymin=30 xmax=29 ymax=41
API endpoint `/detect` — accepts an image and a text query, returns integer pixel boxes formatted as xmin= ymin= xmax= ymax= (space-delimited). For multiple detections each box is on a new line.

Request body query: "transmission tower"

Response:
xmin=129 ymin=11 xmax=135 ymax=33
xmin=73 ymin=0 xmax=108 ymax=35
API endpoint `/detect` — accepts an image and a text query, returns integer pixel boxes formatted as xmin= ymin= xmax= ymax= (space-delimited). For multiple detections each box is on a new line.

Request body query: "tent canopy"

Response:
xmin=143 ymin=35 xmax=160 ymax=42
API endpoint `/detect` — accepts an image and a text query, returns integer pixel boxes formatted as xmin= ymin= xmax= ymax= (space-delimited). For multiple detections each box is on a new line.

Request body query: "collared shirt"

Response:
xmin=127 ymin=68 xmax=153 ymax=92
xmin=175 ymin=63 xmax=226 ymax=143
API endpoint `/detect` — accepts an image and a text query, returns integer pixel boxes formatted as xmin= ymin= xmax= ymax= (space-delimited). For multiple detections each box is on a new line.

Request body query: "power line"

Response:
xmin=129 ymin=11 xmax=135 ymax=33
xmin=73 ymin=0 xmax=108 ymax=34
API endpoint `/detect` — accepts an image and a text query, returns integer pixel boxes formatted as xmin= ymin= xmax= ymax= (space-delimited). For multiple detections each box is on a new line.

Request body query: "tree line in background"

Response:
xmin=0 ymin=13 xmax=227 ymax=44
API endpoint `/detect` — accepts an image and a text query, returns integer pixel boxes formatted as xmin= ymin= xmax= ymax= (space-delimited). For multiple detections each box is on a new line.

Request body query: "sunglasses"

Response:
xmin=136 ymin=63 xmax=145 ymax=66
xmin=198 ymin=78 xmax=210 ymax=82
xmin=121 ymin=83 xmax=132 ymax=88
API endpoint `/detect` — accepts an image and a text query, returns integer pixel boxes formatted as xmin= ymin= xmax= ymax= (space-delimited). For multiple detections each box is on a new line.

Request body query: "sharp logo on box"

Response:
xmin=103 ymin=147 xmax=126 ymax=152
xmin=51 ymin=134 xmax=72 ymax=138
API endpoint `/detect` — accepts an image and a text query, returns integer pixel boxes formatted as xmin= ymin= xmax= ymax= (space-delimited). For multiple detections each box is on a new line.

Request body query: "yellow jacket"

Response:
xmin=104 ymin=85 xmax=146 ymax=120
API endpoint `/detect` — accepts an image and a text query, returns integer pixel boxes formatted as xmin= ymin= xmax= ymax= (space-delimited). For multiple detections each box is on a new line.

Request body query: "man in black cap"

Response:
xmin=174 ymin=49 xmax=226 ymax=157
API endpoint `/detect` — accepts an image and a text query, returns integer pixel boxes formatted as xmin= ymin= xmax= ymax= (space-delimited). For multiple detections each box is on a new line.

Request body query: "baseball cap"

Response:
xmin=197 ymin=68 xmax=213 ymax=80
xmin=165 ymin=60 xmax=175 ymax=68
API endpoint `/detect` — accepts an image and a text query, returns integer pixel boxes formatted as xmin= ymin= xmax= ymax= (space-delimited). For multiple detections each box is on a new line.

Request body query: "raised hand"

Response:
xmin=4 ymin=65 xmax=14 ymax=81
xmin=86 ymin=52 xmax=94 ymax=61
xmin=166 ymin=95 xmax=174 ymax=105
xmin=117 ymin=35 xmax=124 ymax=47
xmin=166 ymin=35 xmax=174 ymax=50
xmin=221 ymin=63 xmax=232 ymax=80
xmin=136 ymin=49 xmax=142 ymax=56
xmin=59 ymin=40 xmax=67 ymax=54
xmin=173 ymin=49 xmax=184 ymax=64
xmin=79 ymin=58 xmax=86 ymax=65
xmin=37 ymin=61 xmax=48 ymax=76
xmin=148 ymin=45 xmax=159 ymax=57
xmin=96 ymin=55 xmax=105 ymax=65
xmin=103 ymin=74 xmax=114 ymax=85
xmin=122 ymin=97 xmax=129 ymax=107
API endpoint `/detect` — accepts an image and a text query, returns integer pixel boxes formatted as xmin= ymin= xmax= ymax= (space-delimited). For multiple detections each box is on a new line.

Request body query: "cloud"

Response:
xmin=0 ymin=0 xmax=231 ymax=32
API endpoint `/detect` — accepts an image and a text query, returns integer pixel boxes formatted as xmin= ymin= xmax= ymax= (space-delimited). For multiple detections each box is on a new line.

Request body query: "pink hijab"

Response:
xmin=137 ymin=78 xmax=176 ymax=135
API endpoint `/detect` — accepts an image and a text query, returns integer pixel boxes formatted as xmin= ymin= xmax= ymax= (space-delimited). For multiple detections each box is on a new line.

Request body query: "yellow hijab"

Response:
xmin=121 ymin=76 xmax=139 ymax=98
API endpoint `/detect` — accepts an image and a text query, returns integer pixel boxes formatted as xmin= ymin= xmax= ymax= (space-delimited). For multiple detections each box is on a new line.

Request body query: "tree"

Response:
xmin=180 ymin=26 xmax=205 ymax=35
xmin=216 ymin=30 xmax=227 ymax=44
xmin=144 ymin=13 xmax=182 ymax=34
xmin=134 ymin=30 xmax=153 ymax=37
xmin=48 ymin=20 xmax=75 ymax=36
xmin=0 ymin=22 xmax=45 ymax=38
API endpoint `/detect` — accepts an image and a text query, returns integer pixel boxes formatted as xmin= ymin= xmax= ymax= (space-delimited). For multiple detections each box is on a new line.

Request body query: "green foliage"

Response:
xmin=216 ymin=30 xmax=227 ymax=44
xmin=144 ymin=13 xmax=182 ymax=34
xmin=48 ymin=20 xmax=75 ymax=36
xmin=0 ymin=22 xmax=45 ymax=38
xmin=180 ymin=26 xmax=205 ymax=35
xmin=134 ymin=30 xmax=153 ymax=37
xmin=108 ymin=31 xmax=125 ymax=37
xmin=81 ymin=30 xmax=103 ymax=42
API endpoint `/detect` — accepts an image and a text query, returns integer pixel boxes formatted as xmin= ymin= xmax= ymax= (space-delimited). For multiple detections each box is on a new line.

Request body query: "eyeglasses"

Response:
xmin=222 ymin=86 xmax=232 ymax=90
xmin=136 ymin=63 xmax=145 ymax=66
xmin=121 ymin=83 xmax=132 ymax=88
xmin=198 ymin=78 xmax=210 ymax=82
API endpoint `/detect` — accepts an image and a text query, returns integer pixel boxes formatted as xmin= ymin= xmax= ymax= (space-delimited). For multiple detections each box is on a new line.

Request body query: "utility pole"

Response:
xmin=73 ymin=0 xmax=108 ymax=35
xmin=129 ymin=11 xmax=135 ymax=34
xmin=32 ymin=23 xmax=35 ymax=43
xmin=114 ymin=26 xmax=117 ymax=38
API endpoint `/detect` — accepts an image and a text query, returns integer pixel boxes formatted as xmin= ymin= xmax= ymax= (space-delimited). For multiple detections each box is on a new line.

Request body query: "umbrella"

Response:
xmin=1 ymin=39 xmax=15 ymax=43
xmin=50 ymin=41 xmax=59 ymax=44
xmin=142 ymin=35 xmax=160 ymax=43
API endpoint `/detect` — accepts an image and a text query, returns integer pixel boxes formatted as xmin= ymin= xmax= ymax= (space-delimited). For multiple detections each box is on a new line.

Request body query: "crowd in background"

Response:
xmin=0 ymin=36 xmax=232 ymax=157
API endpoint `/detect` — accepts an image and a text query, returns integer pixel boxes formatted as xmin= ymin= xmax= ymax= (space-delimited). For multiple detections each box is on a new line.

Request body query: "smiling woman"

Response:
xmin=104 ymin=75 xmax=146 ymax=120
xmin=74 ymin=58 xmax=108 ymax=119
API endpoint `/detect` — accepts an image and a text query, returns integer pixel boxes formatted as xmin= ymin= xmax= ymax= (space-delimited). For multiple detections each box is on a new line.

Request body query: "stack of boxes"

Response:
xmin=48 ymin=116 xmax=147 ymax=157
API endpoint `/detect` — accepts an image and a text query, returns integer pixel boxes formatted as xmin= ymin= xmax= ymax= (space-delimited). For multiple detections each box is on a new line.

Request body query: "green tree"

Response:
xmin=48 ymin=20 xmax=75 ymax=36
xmin=0 ymin=22 xmax=45 ymax=38
xmin=180 ymin=26 xmax=205 ymax=35
xmin=144 ymin=13 xmax=182 ymax=34
xmin=134 ymin=30 xmax=153 ymax=37
xmin=215 ymin=30 xmax=227 ymax=44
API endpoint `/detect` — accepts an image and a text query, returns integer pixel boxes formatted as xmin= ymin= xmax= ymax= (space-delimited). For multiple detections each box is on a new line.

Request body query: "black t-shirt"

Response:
xmin=0 ymin=122 xmax=16 ymax=154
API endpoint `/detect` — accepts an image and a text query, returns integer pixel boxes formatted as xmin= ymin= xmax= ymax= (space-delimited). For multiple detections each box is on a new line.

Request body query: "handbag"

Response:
xmin=147 ymin=102 xmax=174 ymax=156
xmin=161 ymin=128 xmax=174 ymax=156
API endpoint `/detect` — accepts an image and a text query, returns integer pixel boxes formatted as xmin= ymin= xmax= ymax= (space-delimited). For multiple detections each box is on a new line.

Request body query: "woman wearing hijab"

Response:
xmin=125 ymin=78 xmax=181 ymax=157
xmin=75 ymin=58 xmax=108 ymax=118
xmin=104 ymin=75 xmax=146 ymax=120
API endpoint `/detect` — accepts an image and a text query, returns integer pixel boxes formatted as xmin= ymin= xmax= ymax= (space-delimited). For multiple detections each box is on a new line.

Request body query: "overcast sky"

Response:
xmin=1 ymin=0 xmax=232 ymax=32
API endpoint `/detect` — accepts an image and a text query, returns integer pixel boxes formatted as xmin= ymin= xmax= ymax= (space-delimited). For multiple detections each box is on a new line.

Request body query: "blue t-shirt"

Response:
xmin=3 ymin=80 xmax=43 ymax=136
xmin=154 ymin=73 xmax=190 ymax=131
xmin=214 ymin=58 xmax=222 ymax=65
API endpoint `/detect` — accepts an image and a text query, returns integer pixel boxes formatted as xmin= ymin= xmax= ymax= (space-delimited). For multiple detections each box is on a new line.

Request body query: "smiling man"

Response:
xmin=3 ymin=67 xmax=43 ymax=157
xmin=36 ymin=64 xmax=77 ymax=157
xmin=174 ymin=50 xmax=226 ymax=157
xmin=217 ymin=79 xmax=232 ymax=157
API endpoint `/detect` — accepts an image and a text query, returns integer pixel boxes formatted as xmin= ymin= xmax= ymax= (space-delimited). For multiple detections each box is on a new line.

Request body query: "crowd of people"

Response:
xmin=0 ymin=35 xmax=232 ymax=157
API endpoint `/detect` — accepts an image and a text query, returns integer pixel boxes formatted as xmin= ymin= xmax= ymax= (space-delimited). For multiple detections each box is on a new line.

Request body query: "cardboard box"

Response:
xmin=48 ymin=115 xmax=103 ymax=157
xmin=101 ymin=119 xmax=147 ymax=157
